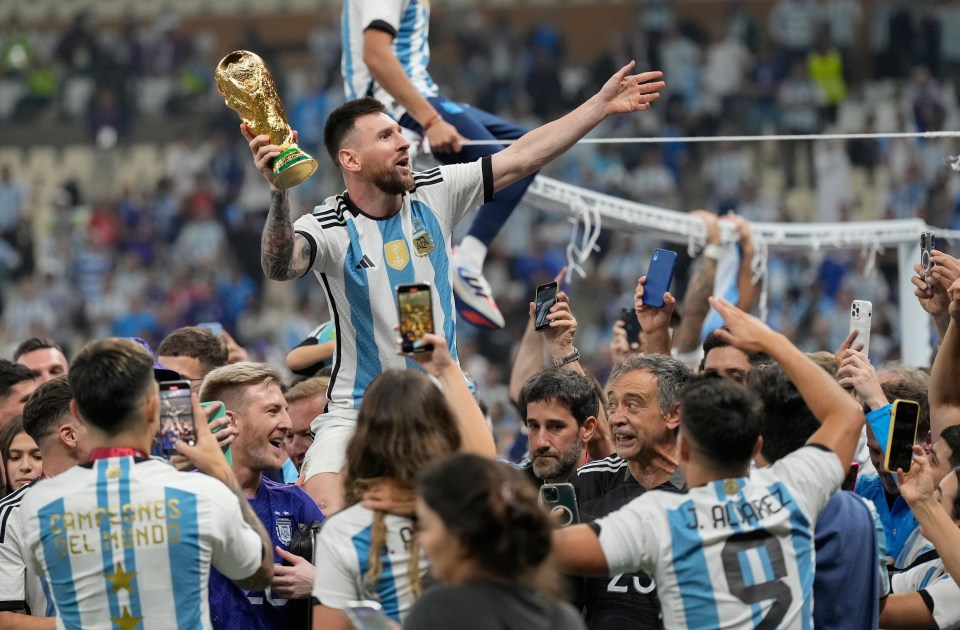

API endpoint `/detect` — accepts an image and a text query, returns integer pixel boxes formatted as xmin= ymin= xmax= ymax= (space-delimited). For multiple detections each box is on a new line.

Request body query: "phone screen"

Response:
xmin=841 ymin=462 xmax=860 ymax=491
xmin=397 ymin=284 xmax=434 ymax=354
xmin=345 ymin=602 xmax=393 ymax=630
xmin=534 ymin=282 xmax=559 ymax=331
xmin=153 ymin=381 xmax=196 ymax=458
xmin=886 ymin=400 xmax=920 ymax=473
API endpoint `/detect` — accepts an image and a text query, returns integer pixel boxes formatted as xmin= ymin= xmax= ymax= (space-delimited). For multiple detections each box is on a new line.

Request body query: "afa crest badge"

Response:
xmin=412 ymin=226 xmax=435 ymax=257
xmin=276 ymin=518 xmax=293 ymax=546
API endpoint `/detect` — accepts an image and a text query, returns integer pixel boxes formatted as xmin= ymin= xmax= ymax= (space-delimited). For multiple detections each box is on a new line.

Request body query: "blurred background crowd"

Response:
xmin=1 ymin=0 xmax=959 ymax=452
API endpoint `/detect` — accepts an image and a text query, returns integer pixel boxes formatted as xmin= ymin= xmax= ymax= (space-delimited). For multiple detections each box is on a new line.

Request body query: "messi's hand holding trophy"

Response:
xmin=215 ymin=50 xmax=317 ymax=188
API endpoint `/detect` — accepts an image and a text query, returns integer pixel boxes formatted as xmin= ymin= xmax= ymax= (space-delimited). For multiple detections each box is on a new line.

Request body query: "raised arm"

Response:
xmin=490 ymin=62 xmax=663 ymax=192
xmin=672 ymin=211 xmax=721 ymax=354
xmin=898 ymin=448 xmax=960 ymax=583
xmin=242 ymin=125 xmax=314 ymax=281
xmin=928 ymin=278 xmax=960 ymax=440
xmin=711 ymin=297 xmax=864 ymax=466
xmin=407 ymin=333 xmax=496 ymax=458
xmin=634 ymin=275 xmax=674 ymax=356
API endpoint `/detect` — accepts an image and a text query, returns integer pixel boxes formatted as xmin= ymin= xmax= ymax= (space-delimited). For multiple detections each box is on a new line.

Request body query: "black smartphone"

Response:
xmin=921 ymin=231 xmax=935 ymax=276
xmin=534 ymin=281 xmax=559 ymax=331
xmin=841 ymin=462 xmax=860 ymax=492
xmin=884 ymin=399 xmax=921 ymax=473
xmin=153 ymin=380 xmax=196 ymax=458
xmin=538 ymin=482 xmax=580 ymax=527
xmin=396 ymin=283 xmax=435 ymax=354
xmin=642 ymin=249 xmax=678 ymax=309
xmin=621 ymin=307 xmax=641 ymax=350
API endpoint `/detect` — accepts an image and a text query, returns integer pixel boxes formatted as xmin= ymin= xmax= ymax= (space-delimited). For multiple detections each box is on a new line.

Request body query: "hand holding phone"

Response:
xmin=534 ymin=282 xmax=559 ymax=331
xmin=885 ymin=399 xmax=921 ymax=473
xmin=396 ymin=283 xmax=435 ymax=354
xmin=642 ymin=249 xmax=678 ymax=309
xmin=153 ymin=380 xmax=197 ymax=459
xmin=538 ymin=482 xmax=580 ymax=527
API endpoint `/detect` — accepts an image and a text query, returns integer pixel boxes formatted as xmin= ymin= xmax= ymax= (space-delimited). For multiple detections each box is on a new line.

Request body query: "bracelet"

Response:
xmin=423 ymin=113 xmax=442 ymax=131
xmin=702 ymin=243 xmax=724 ymax=261
xmin=553 ymin=347 xmax=581 ymax=367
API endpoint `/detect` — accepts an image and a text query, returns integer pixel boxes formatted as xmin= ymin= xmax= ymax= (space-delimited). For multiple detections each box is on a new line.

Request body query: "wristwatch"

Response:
xmin=553 ymin=347 xmax=581 ymax=367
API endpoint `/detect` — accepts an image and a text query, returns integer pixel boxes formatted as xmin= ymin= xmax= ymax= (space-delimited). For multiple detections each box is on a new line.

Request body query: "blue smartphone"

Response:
xmin=642 ymin=249 xmax=678 ymax=309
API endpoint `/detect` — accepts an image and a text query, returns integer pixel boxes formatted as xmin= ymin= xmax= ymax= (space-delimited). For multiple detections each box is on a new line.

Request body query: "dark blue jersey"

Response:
xmin=209 ymin=477 xmax=324 ymax=630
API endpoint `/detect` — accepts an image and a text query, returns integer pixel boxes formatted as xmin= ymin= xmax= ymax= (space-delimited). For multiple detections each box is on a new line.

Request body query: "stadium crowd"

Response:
xmin=2 ymin=0 xmax=960 ymax=628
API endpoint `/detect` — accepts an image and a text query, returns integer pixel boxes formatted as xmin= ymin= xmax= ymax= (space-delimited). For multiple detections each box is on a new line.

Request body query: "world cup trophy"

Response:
xmin=215 ymin=50 xmax=318 ymax=189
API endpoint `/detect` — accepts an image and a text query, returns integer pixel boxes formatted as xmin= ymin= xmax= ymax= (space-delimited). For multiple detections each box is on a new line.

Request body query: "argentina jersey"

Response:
xmin=312 ymin=504 xmax=428 ymax=623
xmin=0 ymin=483 xmax=51 ymax=616
xmin=595 ymin=446 xmax=844 ymax=630
xmin=18 ymin=457 xmax=263 ymax=630
xmin=294 ymin=160 xmax=492 ymax=412
xmin=342 ymin=0 xmax=439 ymax=120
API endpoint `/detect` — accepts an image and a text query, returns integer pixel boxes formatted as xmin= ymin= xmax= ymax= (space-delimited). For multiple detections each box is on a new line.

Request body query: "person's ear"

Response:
xmin=751 ymin=436 xmax=766 ymax=467
xmin=225 ymin=410 xmax=239 ymax=428
xmin=664 ymin=404 xmax=681 ymax=431
xmin=339 ymin=148 xmax=361 ymax=173
xmin=59 ymin=423 xmax=78 ymax=448
xmin=581 ymin=416 xmax=598 ymax=443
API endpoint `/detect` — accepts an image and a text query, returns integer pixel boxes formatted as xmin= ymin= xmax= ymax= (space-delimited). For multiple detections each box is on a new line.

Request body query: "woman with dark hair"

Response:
xmin=406 ymin=453 xmax=584 ymax=630
xmin=0 ymin=417 xmax=42 ymax=496
xmin=311 ymin=333 xmax=496 ymax=629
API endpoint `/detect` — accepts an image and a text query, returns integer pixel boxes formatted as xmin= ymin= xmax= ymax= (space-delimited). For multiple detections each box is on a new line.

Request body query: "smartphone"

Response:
xmin=198 ymin=322 xmax=224 ymax=337
xmin=344 ymin=600 xmax=394 ymax=630
xmin=538 ymin=482 xmax=580 ymax=527
xmin=534 ymin=281 xmax=559 ymax=331
xmin=201 ymin=400 xmax=232 ymax=466
xmin=920 ymin=231 xmax=935 ymax=276
xmin=849 ymin=300 xmax=872 ymax=360
xmin=621 ymin=307 xmax=641 ymax=350
xmin=396 ymin=283 xmax=434 ymax=354
xmin=642 ymin=249 xmax=678 ymax=309
xmin=841 ymin=462 xmax=860 ymax=492
xmin=153 ymin=380 xmax=196 ymax=458
xmin=884 ymin=399 xmax=921 ymax=473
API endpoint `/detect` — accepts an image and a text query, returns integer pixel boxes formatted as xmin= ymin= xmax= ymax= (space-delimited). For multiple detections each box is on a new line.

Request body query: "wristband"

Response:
xmin=553 ymin=347 xmax=581 ymax=367
xmin=423 ymin=114 xmax=442 ymax=131
xmin=703 ymin=243 xmax=723 ymax=261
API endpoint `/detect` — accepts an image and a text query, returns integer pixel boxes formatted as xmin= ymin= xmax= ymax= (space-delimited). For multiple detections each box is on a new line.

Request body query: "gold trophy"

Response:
xmin=215 ymin=50 xmax=318 ymax=189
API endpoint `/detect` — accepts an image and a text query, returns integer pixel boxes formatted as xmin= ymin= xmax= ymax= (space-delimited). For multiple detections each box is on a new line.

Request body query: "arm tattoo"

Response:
xmin=261 ymin=190 xmax=298 ymax=280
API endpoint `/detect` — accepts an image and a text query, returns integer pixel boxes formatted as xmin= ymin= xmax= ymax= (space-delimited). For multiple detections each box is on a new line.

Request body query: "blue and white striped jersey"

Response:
xmin=596 ymin=446 xmax=844 ymax=630
xmin=0 ymin=482 xmax=50 ymax=616
xmin=18 ymin=456 xmax=264 ymax=630
xmin=294 ymin=160 xmax=492 ymax=413
xmin=312 ymin=503 xmax=427 ymax=623
xmin=891 ymin=558 xmax=960 ymax=629
xmin=341 ymin=0 xmax=439 ymax=120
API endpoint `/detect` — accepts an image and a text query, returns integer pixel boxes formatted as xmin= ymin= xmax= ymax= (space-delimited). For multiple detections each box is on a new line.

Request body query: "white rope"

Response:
xmin=462 ymin=130 xmax=960 ymax=146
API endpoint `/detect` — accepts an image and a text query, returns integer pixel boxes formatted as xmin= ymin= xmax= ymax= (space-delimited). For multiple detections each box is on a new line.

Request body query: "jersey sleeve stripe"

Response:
xmin=481 ymin=156 xmax=494 ymax=203
xmin=365 ymin=19 xmax=397 ymax=37
xmin=295 ymin=230 xmax=318 ymax=277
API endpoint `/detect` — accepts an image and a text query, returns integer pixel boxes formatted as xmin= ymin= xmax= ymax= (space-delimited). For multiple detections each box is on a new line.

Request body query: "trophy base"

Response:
xmin=272 ymin=145 xmax=319 ymax=189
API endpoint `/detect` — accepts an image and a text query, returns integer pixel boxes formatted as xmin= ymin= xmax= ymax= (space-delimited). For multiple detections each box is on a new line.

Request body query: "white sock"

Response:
xmin=456 ymin=235 xmax=487 ymax=270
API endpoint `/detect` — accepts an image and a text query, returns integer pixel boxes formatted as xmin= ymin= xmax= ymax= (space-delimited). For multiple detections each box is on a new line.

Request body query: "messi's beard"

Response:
xmin=372 ymin=164 xmax=414 ymax=196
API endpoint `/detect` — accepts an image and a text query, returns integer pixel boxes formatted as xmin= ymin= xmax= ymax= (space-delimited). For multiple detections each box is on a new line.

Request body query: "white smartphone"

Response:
xmin=345 ymin=600 xmax=394 ymax=630
xmin=849 ymin=300 xmax=872 ymax=360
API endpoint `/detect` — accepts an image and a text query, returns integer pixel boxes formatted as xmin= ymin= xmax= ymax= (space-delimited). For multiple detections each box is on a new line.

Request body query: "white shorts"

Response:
xmin=301 ymin=408 xmax=358 ymax=478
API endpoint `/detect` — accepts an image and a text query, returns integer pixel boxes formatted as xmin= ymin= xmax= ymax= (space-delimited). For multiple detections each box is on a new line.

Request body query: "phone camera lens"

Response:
xmin=653 ymin=251 xmax=659 ymax=261
xmin=543 ymin=487 xmax=559 ymax=502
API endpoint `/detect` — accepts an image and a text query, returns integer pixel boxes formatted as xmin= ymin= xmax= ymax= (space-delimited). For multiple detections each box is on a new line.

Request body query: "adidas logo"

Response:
xmin=355 ymin=255 xmax=375 ymax=270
